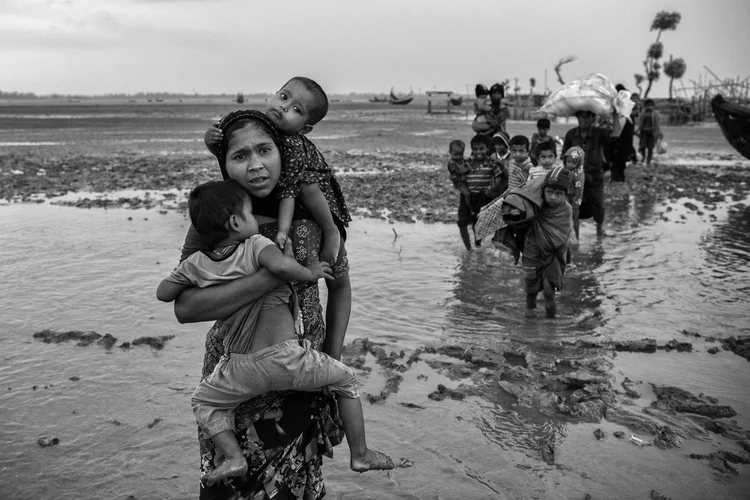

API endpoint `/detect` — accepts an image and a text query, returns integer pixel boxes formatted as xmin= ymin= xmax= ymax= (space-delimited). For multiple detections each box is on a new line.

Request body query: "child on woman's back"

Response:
xmin=205 ymin=77 xmax=350 ymax=266
xmin=156 ymin=180 xmax=393 ymax=484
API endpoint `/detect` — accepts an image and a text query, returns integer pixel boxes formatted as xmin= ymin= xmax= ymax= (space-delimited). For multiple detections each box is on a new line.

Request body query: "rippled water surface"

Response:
xmin=2 ymin=103 xmax=750 ymax=499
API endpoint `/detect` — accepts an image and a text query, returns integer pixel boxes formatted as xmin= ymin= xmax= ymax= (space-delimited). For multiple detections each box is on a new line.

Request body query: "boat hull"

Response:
xmin=711 ymin=95 xmax=750 ymax=160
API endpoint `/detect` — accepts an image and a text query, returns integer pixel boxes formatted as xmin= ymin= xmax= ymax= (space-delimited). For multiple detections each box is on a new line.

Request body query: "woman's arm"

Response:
xmin=174 ymin=268 xmax=283 ymax=323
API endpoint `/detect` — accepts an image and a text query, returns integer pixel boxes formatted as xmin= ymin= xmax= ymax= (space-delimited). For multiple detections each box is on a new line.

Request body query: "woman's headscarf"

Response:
xmin=216 ymin=109 xmax=280 ymax=180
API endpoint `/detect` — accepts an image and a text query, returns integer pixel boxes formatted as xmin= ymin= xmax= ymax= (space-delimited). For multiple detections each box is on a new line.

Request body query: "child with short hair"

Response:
xmin=562 ymin=146 xmax=586 ymax=241
xmin=456 ymin=134 xmax=504 ymax=250
xmin=529 ymin=118 xmax=557 ymax=166
xmin=446 ymin=139 xmax=474 ymax=216
xmin=204 ymin=77 xmax=350 ymax=266
xmin=506 ymin=135 xmax=534 ymax=190
xmin=521 ymin=166 xmax=573 ymax=318
xmin=528 ymin=140 xmax=558 ymax=180
xmin=637 ymin=98 xmax=663 ymax=166
xmin=157 ymin=180 xmax=393 ymax=484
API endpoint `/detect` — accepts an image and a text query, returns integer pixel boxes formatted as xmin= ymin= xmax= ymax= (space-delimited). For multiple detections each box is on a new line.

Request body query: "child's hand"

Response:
xmin=320 ymin=227 xmax=341 ymax=265
xmin=275 ymin=231 xmax=289 ymax=251
xmin=204 ymin=122 xmax=223 ymax=156
xmin=306 ymin=261 xmax=334 ymax=281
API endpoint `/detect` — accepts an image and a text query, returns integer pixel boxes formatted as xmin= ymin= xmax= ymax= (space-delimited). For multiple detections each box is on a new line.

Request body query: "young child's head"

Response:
xmin=470 ymin=134 xmax=492 ymax=161
xmin=536 ymin=118 xmax=551 ymax=137
xmin=536 ymin=141 xmax=557 ymax=168
xmin=188 ymin=180 xmax=257 ymax=250
xmin=266 ymin=76 xmax=328 ymax=136
xmin=542 ymin=166 xmax=571 ymax=207
xmin=475 ymin=84 xmax=489 ymax=99
xmin=509 ymin=135 xmax=530 ymax=164
xmin=562 ymin=146 xmax=585 ymax=171
xmin=449 ymin=139 xmax=466 ymax=162
xmin=643 ymin=98 xmax=655 ymax=109
xmin=491 ymin=133 xmax=510 ymax=158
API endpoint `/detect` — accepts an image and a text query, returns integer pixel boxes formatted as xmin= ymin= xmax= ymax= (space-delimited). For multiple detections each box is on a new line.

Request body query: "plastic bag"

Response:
xmin=657 ymin=140 xmax=668 ymax=155
xmin=539 ymin=73 xmax=634 ymax=119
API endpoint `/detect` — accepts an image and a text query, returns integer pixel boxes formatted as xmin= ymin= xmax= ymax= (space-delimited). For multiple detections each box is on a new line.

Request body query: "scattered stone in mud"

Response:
xmin=707 ymin=347 xmax=720 ymax=355
xmin=652 ymin=426 xmax=683 ymax=449
xmin=720 ymin=336 xmax=750 ymax=361
xmin=119 ymin=342 xmax=131 ymax=349
xmin=112 ymin=420 xmax=122 ymax=426
xmin=650 ymin=490 xmax=672 ymax=500
xmin=613 ymin=431 xmax=625 ymax=439
xmin=621 ymin=377 xmax=641 ymax=398
xmin=689 ymin=416 xmax=750 ymax=440
xmin=740 ymin=440 xmax=750 ymax=453
xmin=132 ymin=335 xmax=175 ymax=350
xmin=397 ymin=457 xmax=414 ymax=468
xmin=656 ymin=340 xmax=692 ymax=352
xmin=38 ymin=436 xmax=60 ymax=447
xmin=366 ymin=374 xmax=404 ymax=404
xmin=651 ymin=385 xmax=738 ymax=418
xmin=147 ymin=418 xmax=161 ymax=429
xmin=97 ymin=333 xmax=118 ymax=349
xmin=593 ymin=428 xmax=605 ymax=440
xmin=428 ymin=383 xmax=468 ymax=401
xmin=709 ymin=455 xmax=739 ymax=475
xmin=33 ymin=328 xmax=108 ymax=347
xmin=398 ymin=402 xmax=425 ymax=410
xmin=539 ymin=438 xmax=556 ymax=464
xmin=613 ymin=339 xmax=656 ymax=353
xmin=681 ymin=329 xmax=702 ymax=338
xmin=347 ymin=356 xmax=369 ymax=371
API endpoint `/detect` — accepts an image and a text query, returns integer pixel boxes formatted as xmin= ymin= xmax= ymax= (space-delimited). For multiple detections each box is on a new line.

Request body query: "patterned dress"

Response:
xmin=276 ymin=135 xmax=352 ymax=229
xmin=196 ymin=219 xmax=348 ymax=500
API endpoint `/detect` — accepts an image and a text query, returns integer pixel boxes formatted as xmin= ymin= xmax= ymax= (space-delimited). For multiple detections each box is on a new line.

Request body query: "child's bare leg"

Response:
xmin=526 ymin=292 xmax=537 ymax=309
xmin=458 ymin=184 xmax=474 ymax=214
xmin=203 ymin=430 xmax=248 ymax=483
xmin=458 ymin=225 xmax=472 ymax=251
xmin=337 ymin=395 xmax=394 ymax=472
xmin=299 ymin=183 xmax=340 ymax=264
xmin=543 ymin=277 xmax=556 ymax=318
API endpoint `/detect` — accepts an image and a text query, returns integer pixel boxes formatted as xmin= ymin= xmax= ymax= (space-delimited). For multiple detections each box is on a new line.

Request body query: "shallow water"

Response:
xmin=1 ymin=103 xmax=750 ymax=499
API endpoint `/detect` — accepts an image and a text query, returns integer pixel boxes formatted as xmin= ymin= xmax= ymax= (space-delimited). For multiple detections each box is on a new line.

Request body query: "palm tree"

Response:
xmin=642 ymin=11 xmax=682 ymax=98
xmin=664 ymin=57 xmax=687 ymax=100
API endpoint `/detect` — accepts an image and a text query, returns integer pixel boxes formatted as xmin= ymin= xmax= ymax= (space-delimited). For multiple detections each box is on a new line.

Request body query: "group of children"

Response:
xmin=447 ymin=116 xmax=586 ymax=318
xmin=157 ymin=77 xmax=393 ymax=484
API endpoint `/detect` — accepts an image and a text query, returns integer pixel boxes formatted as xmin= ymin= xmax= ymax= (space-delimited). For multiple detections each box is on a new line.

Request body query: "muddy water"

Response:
xmin=1 ymin=198 xmax=749 ymax=499
xmin=2 ymin=103 xmax=750 ymax=498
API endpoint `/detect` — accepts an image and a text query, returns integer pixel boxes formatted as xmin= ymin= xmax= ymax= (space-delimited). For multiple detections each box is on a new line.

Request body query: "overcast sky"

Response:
xmin=1 ymin=0 xmax=748 ymax=97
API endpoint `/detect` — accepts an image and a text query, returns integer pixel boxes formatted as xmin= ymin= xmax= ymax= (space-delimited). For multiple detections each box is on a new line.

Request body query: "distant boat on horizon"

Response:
xmin=389 ymin=87 xmax=413 ymax=106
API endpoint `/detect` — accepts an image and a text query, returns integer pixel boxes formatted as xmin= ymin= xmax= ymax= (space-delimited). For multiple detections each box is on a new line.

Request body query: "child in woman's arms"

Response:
xmin=156 ymin=180 xmax=393 ymax=484
xmin=204 ymin=77 xmax=350 ymax=266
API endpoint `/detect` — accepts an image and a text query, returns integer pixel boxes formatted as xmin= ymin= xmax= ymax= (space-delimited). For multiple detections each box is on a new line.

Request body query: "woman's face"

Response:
xmin=224 ymin=122 xmax=282 ymax=199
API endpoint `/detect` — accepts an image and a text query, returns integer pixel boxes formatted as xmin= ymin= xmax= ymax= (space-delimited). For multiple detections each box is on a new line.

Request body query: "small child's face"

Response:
xmin=266 ymin=80 xmax=317 ymax=135
xmin=449 ymin=147 xmax=465 ymax=163
xmin=510 ymin=144 xmax=529 ymax=164
xmin=537 ymin=127 xmax=549 ymax=138
xmin=471 ymin=143 xmax=489 ymax=161
xmin=543 ymin=187 xmax=566 ymax=207
xmin=538 ymin=150 xmax=556 ymax=168
xmin=494 ymin=143 xmax=508 ymax=157
xmin=564 ymin=158 xmax=579 ymax=170
xmin=235 ymin=196 xmax=260 ymax=239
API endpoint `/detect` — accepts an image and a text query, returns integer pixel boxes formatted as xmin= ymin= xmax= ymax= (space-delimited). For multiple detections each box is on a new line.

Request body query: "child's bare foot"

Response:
xmin=202 ymin=456 xmax=248 ymax=484
xmin=351 ymin=449 xmax=394 ymax=473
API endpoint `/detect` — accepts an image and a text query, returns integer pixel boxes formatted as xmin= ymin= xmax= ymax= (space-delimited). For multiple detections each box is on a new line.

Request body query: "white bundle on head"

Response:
xmin=538 ymin=73 xmax=634 ymax=119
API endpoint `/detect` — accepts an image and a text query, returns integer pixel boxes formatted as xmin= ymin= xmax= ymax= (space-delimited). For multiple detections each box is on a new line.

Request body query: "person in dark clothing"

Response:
xmin=610 ymin=84 xmax=636 ymax=182
xmin=562 ymin=110 xmax=611 ymax=237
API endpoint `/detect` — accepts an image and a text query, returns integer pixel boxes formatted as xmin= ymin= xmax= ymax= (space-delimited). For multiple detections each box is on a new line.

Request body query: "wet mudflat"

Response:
xmin=1 ymin=101 xmax=749 ymax=499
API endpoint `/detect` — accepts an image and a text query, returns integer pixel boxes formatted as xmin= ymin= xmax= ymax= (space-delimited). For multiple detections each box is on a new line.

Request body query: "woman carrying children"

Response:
xmin=174 ymin=110 xmax=361 ymax=499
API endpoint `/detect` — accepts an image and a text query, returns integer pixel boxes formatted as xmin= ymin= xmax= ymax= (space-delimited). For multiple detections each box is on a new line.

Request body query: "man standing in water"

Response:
xmin=562 ymin=110 xmax=611 ymax=237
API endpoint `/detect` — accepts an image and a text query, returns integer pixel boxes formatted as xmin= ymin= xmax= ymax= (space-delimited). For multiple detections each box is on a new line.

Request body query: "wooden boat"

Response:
xmin=389 ymin=87 xmax=413 ymax=106
xmin=449 ymin=96 xmax=463 ymax=106
xmin=711 ymin=94 xmax=750 ymax=160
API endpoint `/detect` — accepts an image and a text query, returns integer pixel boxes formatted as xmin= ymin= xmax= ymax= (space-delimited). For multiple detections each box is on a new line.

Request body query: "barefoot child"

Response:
xmin=520 ymin=167 xmax=573 ymax=318
xmin=157 ymin=180 xmax=393 ymax=483
xmin=205 ymin=77 xmax=350 ymax=266
xmin=447 ymin=139 xmax=474 ymax=216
